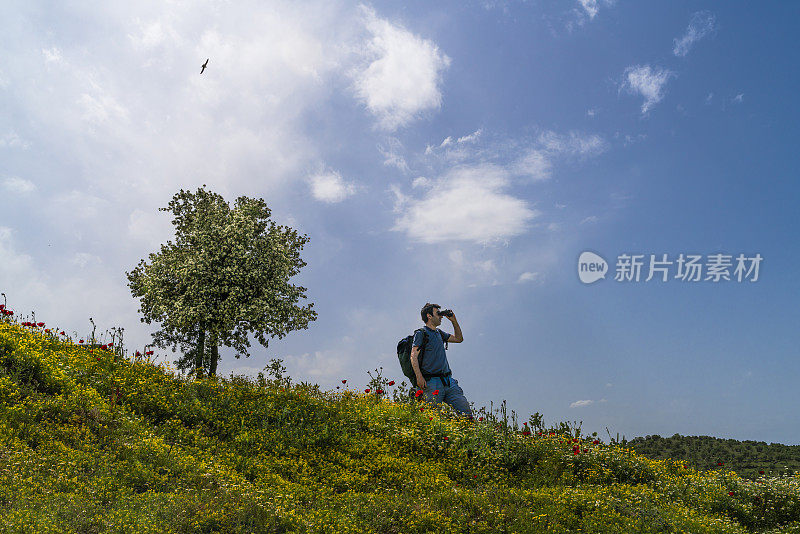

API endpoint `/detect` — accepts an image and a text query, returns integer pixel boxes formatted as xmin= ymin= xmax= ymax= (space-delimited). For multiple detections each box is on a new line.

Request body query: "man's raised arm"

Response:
xmin=448 ymin=314 xmax=463 ymax=343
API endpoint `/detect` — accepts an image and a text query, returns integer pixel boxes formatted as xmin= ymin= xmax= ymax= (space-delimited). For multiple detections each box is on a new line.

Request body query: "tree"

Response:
xmin=126 ymin=185 xmax=317 ymax=376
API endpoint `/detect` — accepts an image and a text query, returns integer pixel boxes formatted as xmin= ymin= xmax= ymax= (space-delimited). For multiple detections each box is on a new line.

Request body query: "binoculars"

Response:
xmin=439 ymin=309 xmax=454 ymax=318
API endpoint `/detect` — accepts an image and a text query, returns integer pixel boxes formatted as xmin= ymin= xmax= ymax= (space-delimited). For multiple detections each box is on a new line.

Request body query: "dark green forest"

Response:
xmin=625 ymin=434 xmax=800 ymax=481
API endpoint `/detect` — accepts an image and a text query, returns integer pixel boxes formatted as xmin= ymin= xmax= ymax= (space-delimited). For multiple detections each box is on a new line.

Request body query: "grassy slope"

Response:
xmin=1 ymin=318 xmax=799 ymax=534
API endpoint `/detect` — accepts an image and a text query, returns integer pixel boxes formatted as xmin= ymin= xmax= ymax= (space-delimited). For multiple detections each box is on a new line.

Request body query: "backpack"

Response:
xmin=397 ymin=328 xmax=428 ymax=388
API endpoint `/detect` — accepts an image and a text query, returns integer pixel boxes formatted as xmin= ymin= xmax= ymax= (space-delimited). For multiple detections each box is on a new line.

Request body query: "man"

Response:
xmin=410 ymin=303 xmax=472 ymax=420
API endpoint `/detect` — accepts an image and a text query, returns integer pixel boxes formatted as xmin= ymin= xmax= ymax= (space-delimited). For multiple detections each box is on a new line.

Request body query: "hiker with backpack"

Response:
xmin=398 ymin=303 xmax=473 ymax=420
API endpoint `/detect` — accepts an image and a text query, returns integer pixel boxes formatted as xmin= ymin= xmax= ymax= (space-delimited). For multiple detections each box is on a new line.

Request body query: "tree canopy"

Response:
xmin=126 ymin=185 xmax=316 ymax=376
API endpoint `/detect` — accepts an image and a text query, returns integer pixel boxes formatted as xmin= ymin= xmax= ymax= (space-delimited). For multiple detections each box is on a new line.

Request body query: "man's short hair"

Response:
xmin=421 ymin=303 xmax=440 ymax=323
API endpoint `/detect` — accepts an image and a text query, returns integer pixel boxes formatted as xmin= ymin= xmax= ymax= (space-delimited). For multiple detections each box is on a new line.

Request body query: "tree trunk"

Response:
xmin=209 ymin=331 xmax=219 ymax=376
xmin=195 ymin=321 xmax=206 ymax=377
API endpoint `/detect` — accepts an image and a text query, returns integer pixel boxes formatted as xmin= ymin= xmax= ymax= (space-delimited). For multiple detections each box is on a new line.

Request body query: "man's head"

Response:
xmin=421 ymin=302 xmax=442 ymax=327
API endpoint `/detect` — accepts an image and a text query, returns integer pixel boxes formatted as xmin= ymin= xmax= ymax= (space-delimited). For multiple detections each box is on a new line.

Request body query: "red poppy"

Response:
xmin=420 ymin=407 xmax=424 ymax=412
xmin=45 ymin=329 xmax=50 ymax=333
xmin=718 ymin=462 xmax=724 ymax=466
xmin=759 ymin=470 xmax=765 ymax=475
xmin=79 ymin=340 xmax=84 ymax=344
xmin=478 ymin=417 xmax=484 ymax=421
xmin=37 ymin=322 xmax=44 ymax=327
xmin=728 ymin=491 xmax=734 ymax=496
xmin=342 ymin=380 xmax=347 ymax=384
xmin=473 ymin=475 xmax=477 ymax=478
xmin=415 ymin=390 xmax=423 ymax=398
xmin=443 ymin=436 xmax=448 ymax=441
xmin=60 ymin=331 xmax=65 ymax=335
xmin=433 ymin=389 xmax=439 ymax=395
xmin=593 ymin=440 xmax=599 ymax=444
xmin=388 ymin=381 xmax=395 ymax=386
xmin=364 ymin=388 xmax=370 ymax=393
xmin=108 ymin=343 xmax=113 ymax=346
xmin=377 ymin=389 xmax=383 ymax=394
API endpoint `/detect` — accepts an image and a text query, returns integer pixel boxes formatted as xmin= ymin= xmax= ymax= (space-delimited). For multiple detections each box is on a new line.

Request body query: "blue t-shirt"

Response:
xmin=412 ymin=325 xmax=452 ymax=376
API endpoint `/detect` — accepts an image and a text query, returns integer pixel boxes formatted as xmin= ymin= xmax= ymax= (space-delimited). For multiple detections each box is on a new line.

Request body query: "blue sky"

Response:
xmin=1 ymin=1 xmax=798 ymax=444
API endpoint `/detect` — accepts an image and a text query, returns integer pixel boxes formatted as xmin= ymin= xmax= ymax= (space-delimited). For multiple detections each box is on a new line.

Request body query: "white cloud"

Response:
xmin=568 ymin=0 xmax=615 ymax=30
xmin=70 ymin=252 xmax=102 ymax=269
xmin=411 ymin=176 xmax=431 ymax=189
xmin=77 ymin=89 xmax=130 ymax=126
xmin=0 ymin=132 xmax=30 ymax=149
xmin=391 ymin=163 xmax=538 ymax=244
xmin=517 ymin=271 xmax=539 ymax=283
xmin=128 ymin=17 xmax=183 ymax=53
xmin=513 ymin=150 xmax=552 ymax=181
xmin=425 ymin=129 xmax=487 ymax=162
xmin=512 ymin=130 xmax=606 ymax=182
xmin=282 ymin=349 xmax=349 ymax=379
xmin=733 ymin=93 xmax=744 ymax=103
xmin=352 ymin=5 xmax=451 ymax=131
xmin=1 ymin=176 xmax=36 ymax=194
xmin=49 ymin=190 xmax=112 ymax=221
xmin=3 ymin=0 xmax=364 ymax=222
xmin=580 ymin=215 xmax=598 ymax=224
xmin=378 ymin=137 xmax=409 ymax=172
xmin=570 ymin=399 xmax=594 ymax=408
xmin=673 ymin=11 xmax=716 ymax=57
xmin=623 ymin=133 xmax=647 ymax=146
xmin=538 ymin=130 xmax=606 ymax=157
xmin=578 ymin=0 xmax=599 ymax=19
xmin=457 ymin=129 xmax=482 ymax=144
xmin=622 ymin=65 xmax=674 ymax=114
xmin=42 ymin=47 xmax=64 ymax=64
xmin=308 ymin=169 xmax=357 ymax=203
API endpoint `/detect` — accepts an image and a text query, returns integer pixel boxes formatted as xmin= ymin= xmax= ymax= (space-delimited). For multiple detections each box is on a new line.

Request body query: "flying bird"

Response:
xmin=200 ymin=58 xmax=209 ymax=74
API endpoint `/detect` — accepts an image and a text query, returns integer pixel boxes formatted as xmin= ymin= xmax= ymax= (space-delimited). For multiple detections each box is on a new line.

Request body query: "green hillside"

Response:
xmin=627 ymin=435 xmax=800 ymax=482
xmin=1 ymin=317 xmax=799 ymax=533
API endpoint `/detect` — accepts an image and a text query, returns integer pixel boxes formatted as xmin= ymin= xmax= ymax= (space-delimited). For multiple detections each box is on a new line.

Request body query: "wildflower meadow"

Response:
xmin=1 ymin=307 xmax=799 ymax=533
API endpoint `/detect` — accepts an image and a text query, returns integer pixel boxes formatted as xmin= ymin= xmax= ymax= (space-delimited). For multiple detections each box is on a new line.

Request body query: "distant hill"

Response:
xmin=625 ymin=434 xmax=799 ymax=481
